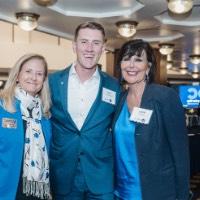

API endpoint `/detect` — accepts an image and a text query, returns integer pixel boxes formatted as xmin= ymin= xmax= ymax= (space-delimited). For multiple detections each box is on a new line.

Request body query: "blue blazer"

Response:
xmin=0 ymin=99 xmax=51 ymax=200
xmin=49 ymin=66 xmax=120 ymax=195
xmin=112 ymin=83 xmax=190 ymax=200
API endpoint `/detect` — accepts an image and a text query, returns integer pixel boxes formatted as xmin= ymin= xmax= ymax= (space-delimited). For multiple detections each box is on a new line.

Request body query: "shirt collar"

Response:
xmin=69 ymin=62 xmax=100 ymax=81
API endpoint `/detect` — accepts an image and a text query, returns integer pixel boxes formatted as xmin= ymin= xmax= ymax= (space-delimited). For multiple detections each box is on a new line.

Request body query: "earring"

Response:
xmin=148 ymin=62 xmax=152 ymax=68
xmin=145 ymin=72 xmax=149 ymax=82
xmin=120 ymin=75 xmax=125 ymax=85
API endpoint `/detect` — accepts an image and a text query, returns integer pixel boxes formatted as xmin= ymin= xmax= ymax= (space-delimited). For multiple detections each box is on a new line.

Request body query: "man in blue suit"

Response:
xmin=49 ymin=22 xmax=120 ymax=200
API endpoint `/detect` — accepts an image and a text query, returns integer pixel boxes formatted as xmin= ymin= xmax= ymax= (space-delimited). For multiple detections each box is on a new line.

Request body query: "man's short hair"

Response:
xmin=74 ymin=21 xmax=106 ymax=42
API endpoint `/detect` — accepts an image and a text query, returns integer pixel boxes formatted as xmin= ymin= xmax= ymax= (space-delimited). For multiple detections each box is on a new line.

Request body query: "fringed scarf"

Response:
xmin=15 ymin=87 xmax=51 ymax=199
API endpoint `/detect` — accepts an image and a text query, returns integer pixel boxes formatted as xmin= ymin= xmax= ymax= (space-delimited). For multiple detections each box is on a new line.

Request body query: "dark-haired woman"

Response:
xmin=113 ymin=39 xmax=190 ymax=200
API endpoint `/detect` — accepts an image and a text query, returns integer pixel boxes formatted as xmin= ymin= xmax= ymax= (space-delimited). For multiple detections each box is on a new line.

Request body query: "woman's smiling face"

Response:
xmin=17 ymin=58 xmax=45 ymax=96
xmin=121 ymin=50 xmax=149 ymax=85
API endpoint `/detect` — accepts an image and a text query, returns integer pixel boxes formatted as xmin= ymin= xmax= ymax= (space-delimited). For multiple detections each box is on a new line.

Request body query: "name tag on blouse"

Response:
xmin=130 ymin=107 xmax=153 ymax=124
xmin=2 ymin=118 xmax=17 ymax=129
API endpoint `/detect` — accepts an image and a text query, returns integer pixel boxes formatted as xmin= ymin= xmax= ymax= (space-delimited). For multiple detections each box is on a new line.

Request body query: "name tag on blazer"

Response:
xmin=102 ymin=87 xmax=116 ymax=105
xmin=130 ymin=107 xmax=153 ymax=124
xmin=2 ymin=118 xmax=17 ymax=129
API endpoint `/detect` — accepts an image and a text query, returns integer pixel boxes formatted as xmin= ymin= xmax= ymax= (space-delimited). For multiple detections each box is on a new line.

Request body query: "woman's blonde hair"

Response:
xmin=0 ymin=53 xmax=51 ymax=118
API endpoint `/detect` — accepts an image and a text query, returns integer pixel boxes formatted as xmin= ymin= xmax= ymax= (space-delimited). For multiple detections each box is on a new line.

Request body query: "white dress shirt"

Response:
xmin=68 ymin=64 xmax=100 ymax=130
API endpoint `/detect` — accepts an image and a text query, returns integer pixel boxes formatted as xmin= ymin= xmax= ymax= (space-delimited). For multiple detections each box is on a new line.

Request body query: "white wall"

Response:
xmin=0 ymin=20 xmax=107 ymax=72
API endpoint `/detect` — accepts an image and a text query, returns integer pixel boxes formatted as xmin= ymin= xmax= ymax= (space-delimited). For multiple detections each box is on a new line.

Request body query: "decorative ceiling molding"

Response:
xmin=0 ymin=13 xmax=15 ymax=24
xmin=155 ymin=6 xmax=200 ymax=26
xmin=135 ymin=29 xmax=184 ymax=43
xmin=50 ymin=0 xmax=144 ymax=18
xmin=137 ymin=33 xmax=184 ymax=42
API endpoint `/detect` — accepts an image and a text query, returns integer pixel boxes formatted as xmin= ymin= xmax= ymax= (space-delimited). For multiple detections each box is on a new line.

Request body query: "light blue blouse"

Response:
xmin=114 ymin=101 xmax=142 ymax=200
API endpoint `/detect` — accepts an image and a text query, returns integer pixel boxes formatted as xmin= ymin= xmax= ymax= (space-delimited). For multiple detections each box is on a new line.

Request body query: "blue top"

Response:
xmin=114 ymin=101 xmax=142 ymax=200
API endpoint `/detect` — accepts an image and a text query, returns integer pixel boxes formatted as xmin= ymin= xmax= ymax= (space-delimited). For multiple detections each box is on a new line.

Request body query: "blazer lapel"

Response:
xmin=59 ymin=69 xmax=68 ymax=114
xmin=58 ymin=66 xmax=78 ymax=129
xmin=112 ymin=90 xmax=128 ymax=130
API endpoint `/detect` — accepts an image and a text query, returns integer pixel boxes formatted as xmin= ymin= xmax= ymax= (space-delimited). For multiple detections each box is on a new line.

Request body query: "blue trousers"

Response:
xmin=55 ymin=162 xmax=113 ymax=200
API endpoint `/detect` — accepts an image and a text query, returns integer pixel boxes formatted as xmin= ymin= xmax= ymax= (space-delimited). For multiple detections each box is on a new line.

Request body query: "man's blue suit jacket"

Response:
xmin=49 ymin=66 xmax=120 ymax=195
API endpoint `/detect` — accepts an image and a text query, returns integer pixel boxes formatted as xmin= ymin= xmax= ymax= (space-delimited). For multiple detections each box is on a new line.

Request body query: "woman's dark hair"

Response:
xmin=116 ymin=39 xmax=157 ymax=84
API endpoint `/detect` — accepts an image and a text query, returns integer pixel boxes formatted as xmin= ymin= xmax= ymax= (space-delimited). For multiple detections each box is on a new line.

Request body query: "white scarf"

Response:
xmin=15 ymin=87 xmax=51 ymax=199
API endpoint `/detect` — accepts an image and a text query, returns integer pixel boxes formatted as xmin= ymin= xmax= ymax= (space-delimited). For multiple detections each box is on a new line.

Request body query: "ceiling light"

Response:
xmin=16 ymin=12 xmax=40 ymax=31
xmin=180 ymin=67 xmax=188 ymax=74
xmin=0 ymin=80 xmax=4 ymax=87
xmin=191 ymin=65 xmax=199 ymax=79
xmin=179 ymin=61 xmax=189 ymax=74
xmin=116 ymin=21 xmax=138 ymax=38
xmin=189 ymin=54 xmax=200 ymax=64
xmin=166 ymin=61 xmax=173 ymax=69
xmin=34 ymin=0 xmax=57 ymax=6
xmin=159 ymin=43 xmax=174 ymax=55
xmin=191 ymin=71 xmax=199 ymax=79
xmin=167 ymin=0 xmax=193 ymax=14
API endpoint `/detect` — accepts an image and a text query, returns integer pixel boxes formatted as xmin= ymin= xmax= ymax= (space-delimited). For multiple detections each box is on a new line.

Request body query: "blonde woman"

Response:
xmin=0 ymin=54 xmax=52 ymax=200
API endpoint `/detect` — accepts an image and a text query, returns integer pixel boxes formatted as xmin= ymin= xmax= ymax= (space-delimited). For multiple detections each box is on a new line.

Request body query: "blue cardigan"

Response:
xmin=0 ymin=99 xmax=51 ymax=200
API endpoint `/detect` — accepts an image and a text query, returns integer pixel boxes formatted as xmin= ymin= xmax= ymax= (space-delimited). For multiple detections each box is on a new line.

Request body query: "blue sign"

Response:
xmin=179 ymin=85 xmax=200 ymax=108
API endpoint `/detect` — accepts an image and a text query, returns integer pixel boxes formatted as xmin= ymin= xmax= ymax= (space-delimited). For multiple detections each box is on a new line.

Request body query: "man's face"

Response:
xmin=73 ymin=28 xmax=105 ymax=70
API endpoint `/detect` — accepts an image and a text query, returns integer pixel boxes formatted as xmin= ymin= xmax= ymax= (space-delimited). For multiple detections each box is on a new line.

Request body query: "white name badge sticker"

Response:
xmin=130 ymin=107 xmax=153 ymax=124
xmin=102 ymin=87 xmax=116 ymax=105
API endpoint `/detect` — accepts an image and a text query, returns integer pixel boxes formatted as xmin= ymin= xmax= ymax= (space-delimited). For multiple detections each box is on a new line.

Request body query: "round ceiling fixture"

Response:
xmin=116 ymin=21 xmax=138 ymax=38
xmin=34 ymin=0 xmax=58 ymax=6
xmin=15 ymin=12 xmax=40 ymax=31
xmin=191 ymin=71 xmax=199 ymax=79
xmin=167 ymin=0 xmax=193 ymax=14
xmin=166 ymin=61 xmax=173 ymax=69
xmin=189 ymin=54 xmax=200 ymax=64
xmin=179 ymin=67 xmax=188 ymax=74
xmin=159 ymin=43 xmax=174 ymax=55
